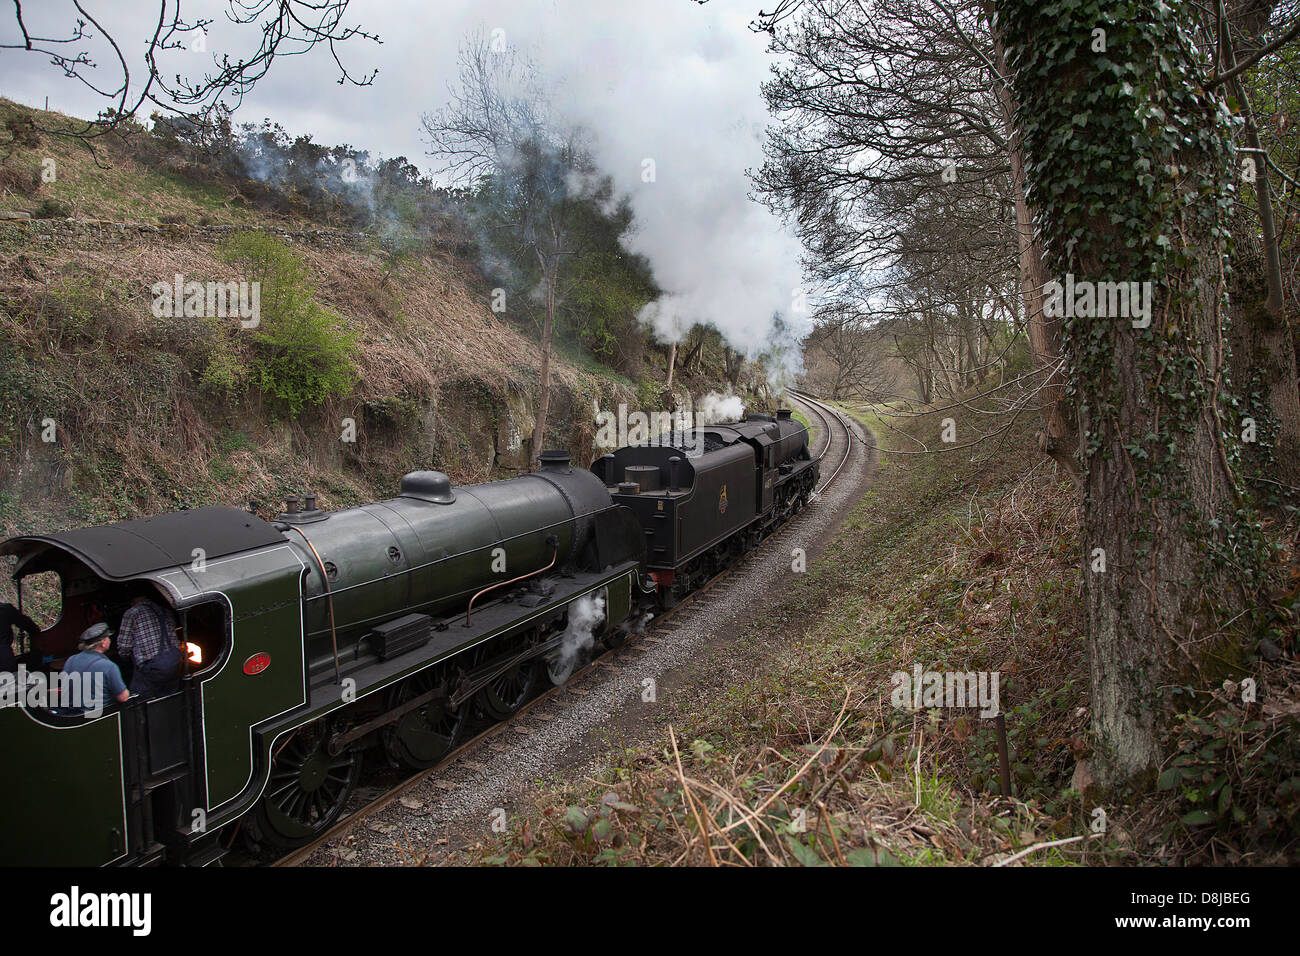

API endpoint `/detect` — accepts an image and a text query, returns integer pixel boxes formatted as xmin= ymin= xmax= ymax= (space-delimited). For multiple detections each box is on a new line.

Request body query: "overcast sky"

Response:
xmin=1 ymin=1 xmax=809 ymax=362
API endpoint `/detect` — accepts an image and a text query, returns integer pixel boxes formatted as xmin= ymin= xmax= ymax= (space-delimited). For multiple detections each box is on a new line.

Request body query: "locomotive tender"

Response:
xmin=594 ymin=409 xmax=817 ymax=605
xmin=0 ymin=408 xmax=815 ymax=866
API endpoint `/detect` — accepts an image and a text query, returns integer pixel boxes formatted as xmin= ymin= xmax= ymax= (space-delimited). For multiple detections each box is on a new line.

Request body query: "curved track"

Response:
xmin=271 ymin=395 xmax=858 ymax=867
xmin=789 ymin=389 xmax=855 ymax=498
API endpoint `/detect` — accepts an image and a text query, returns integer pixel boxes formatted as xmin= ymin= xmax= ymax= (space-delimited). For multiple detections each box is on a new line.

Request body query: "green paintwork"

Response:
xmin=0 ymin=706 xmax=127 ymax=866
xmin=158 ymin=544 xmax=307 ymax=812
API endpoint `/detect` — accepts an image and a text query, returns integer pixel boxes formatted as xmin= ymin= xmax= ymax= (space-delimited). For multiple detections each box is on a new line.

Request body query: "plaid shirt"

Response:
xmin=117 ymin=600 xmax=178 ymax=666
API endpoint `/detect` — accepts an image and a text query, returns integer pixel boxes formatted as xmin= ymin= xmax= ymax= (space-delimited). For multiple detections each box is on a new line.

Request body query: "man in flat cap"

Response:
xmin=60 ymin=623 xmax=130 ymax=716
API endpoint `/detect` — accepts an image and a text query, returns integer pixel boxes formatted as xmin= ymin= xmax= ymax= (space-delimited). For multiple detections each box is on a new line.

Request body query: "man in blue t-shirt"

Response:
xmin=60 ymin=623 xmax=130 ymax=716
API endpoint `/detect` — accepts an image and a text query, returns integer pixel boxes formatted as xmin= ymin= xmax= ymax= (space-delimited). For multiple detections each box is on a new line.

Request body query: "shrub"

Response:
xmin=0 ymin=113 xmax=39 ymax=160
xmin=0 ymin=159 xmax=40 ymax=196
xmin=28 ymin=273 xmax=132 ymax=349
xmin=196 ymin=318 xmax=248 ymax=402
xmin=219 ymin=231 xmax=359 ymax=415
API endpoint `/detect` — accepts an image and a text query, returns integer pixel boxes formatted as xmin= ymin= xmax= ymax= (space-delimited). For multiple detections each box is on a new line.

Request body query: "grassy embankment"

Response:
xmin=452 ymin=390 xmax=1300 ymax=866
xmin=0 ymin=100 xmax=676 ymax=557
xmin=453 ymin=395 xmax=1102 ymax=865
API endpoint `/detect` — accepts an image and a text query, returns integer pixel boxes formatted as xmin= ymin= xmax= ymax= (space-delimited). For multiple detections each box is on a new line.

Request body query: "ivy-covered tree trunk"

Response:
xmin=992 ymin=31 xmax=1082 ymax=478
xmin=1228 ymin=226 xmax=1300 ymax=489
xmin=1220 ymin=21 xmax=1300 ymax=490
xmin=993 ymin=1 xmax=1262 ymax=790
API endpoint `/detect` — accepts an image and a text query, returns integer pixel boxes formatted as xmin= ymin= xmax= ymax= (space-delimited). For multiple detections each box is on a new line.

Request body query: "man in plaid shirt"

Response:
xmin=117 ymin=587 xmax=182 ymax=699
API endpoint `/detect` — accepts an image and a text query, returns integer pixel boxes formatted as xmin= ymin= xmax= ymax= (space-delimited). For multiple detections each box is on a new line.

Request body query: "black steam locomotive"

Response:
xmin=594 ymin=409 xmax=818 ymax=605
xmin=0 ymin=408 xmax=816 ymax=865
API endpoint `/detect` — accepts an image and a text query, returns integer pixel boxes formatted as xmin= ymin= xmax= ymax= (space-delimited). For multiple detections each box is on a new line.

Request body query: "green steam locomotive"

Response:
xmin=0 ymin=409 xmax=815 ymax=866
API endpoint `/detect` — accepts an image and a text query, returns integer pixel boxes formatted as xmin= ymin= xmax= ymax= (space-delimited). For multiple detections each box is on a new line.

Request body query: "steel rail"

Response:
xmin=788 ymin=389 xmax=855 ymax=499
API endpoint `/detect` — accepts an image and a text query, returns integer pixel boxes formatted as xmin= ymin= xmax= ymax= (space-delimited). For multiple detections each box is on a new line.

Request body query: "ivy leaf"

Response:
xmin=1217 ymin=784 xmax=1232 ymax=817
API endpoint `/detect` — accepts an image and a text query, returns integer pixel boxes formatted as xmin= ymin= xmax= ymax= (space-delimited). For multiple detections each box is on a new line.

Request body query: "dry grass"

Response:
xmin=447 ymin=391 xmax=1104 ymax=867
xmin=0 ymin=98 xmax=641 ymax=555
xmin=0 ymin=98 xmax=262 ymax=225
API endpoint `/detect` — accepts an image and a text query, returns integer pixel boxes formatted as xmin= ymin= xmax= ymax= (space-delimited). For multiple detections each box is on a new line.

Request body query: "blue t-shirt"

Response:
xmin=60 ymin=652 xmax=128 ymax=714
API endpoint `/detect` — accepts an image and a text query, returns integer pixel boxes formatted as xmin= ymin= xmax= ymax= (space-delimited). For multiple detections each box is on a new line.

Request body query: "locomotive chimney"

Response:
xmin=538 ymin=449 xmax=572 ymax=472
xmin=284 ymin=494 xmax=299 ymax=514
xmin=304 ymin=493 xmax=318 ymax=512
xmin=668 ymin=456 xmax=682 ymax=492
xmin=777 ymin=408 xmax=793 ymax=420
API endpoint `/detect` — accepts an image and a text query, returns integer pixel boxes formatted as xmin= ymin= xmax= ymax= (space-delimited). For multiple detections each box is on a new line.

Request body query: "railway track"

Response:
xmin=788 ymin=389 xmax=855 ymax=497
xmin=271 ymin=393 xmax=855 ymax=867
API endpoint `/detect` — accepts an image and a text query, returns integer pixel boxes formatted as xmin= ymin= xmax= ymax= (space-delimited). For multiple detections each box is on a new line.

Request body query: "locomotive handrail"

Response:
xmin=464 ymin=541 xmax=558 ymax=626
xmin=285 ymin=524 xmax=343 ymax=684
xmin=288 ymin=428 xmax=814 ymax=615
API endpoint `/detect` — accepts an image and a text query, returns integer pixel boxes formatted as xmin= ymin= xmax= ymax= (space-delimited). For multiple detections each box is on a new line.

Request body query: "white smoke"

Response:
xmin=534 ymin=4 xmax=809 ymax=370
xmin=554 ymin=591 xmax=607 ymax=675
xmin=6 ymin=3 xmax=813 ymax=369
xmin=471 ymin=2 xmax=810 ymax=370
xmin=694 ymin=391 xmax=746 ymax=425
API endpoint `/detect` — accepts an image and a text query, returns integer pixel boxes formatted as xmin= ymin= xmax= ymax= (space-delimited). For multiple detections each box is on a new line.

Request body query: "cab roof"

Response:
xmin=1 ymin=506 xmax=286 ymax=580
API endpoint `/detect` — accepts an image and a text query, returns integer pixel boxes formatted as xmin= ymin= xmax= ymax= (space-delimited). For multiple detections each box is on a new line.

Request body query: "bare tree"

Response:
xmin=803 ymin=306 xmax=893 ymax=400
xmin=420 ymin=33 xmax=596 ymax=462
xmin=752 ymin=0 xmax=1070 ymax=460
xmin=2 ymin=1 xmax=378 ymax=142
